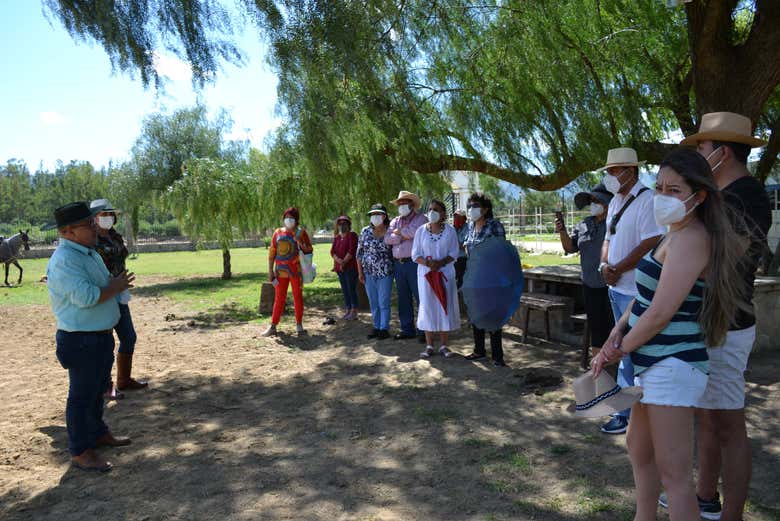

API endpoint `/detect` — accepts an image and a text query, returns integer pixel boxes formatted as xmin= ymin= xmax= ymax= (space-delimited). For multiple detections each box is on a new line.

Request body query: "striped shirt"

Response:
xmin=627 ymin=247 xmax=707 ymax=376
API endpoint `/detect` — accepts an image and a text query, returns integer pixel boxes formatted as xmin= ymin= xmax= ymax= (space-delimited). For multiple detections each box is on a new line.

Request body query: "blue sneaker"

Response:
xmin=600 ymin=416 xmax=628 ymax=434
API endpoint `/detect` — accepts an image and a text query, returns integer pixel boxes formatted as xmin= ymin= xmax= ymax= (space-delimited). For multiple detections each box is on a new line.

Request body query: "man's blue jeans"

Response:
xmin=116 ymin=303 xmax=137 ymax=354
xmin=337 ymin=269 xmax=359 ymax=310
xmin=394 ymin=259 xmax=420 ymax=336
xmin=364 ymin=274 xmax=393 ymax=330
xmin=609 ymin=288 xmax=635 ymax=420
xmin=55 ymin=330 xmax=114 ymax=456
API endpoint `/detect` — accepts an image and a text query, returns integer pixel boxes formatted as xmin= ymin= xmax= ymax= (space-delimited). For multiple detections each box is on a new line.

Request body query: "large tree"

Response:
xmin=44 ymin=0 xmax=780 ymax=191
xmin=166 ymin=157 xmax=261 ymax=279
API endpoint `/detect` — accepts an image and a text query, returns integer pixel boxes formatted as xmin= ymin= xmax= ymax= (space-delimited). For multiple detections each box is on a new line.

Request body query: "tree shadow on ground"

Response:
xmin=3 ymin=314 xmax=779 ymax=521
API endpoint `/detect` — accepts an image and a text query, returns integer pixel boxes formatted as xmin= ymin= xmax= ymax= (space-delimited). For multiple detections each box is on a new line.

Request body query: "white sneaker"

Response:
xmin=261 ymin=324 xmax=277 ymax=337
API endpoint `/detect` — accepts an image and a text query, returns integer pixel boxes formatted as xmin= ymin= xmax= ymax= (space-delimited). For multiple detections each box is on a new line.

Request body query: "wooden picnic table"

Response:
xmin=523 ymin=264 xmax=582 ymax=293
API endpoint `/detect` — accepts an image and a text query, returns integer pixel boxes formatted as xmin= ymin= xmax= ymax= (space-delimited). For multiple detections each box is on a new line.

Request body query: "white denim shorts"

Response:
xmin=635 ymin=356 xmax=708 ymax=408
xmin=695 ymin=326 xmax=755 ymax=410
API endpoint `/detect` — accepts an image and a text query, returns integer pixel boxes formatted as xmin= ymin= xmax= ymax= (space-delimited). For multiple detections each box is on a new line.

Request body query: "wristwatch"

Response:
xmin=598 ymin=262 xmax=609 ymax=273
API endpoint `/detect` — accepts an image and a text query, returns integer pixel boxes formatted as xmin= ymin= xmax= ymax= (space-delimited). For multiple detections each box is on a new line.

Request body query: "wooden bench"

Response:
xmin=519 ymin=293 xmax=567 ymax=343
xmin=571 ymin=313 xmax=590 ymax=369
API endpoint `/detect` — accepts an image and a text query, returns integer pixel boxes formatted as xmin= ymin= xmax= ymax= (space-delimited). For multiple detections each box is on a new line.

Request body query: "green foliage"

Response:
xmin=132 ymin=105 xmax=231 ymax=193
xmin=0 ymin=159 xmax=109 ymax=226
xmin=42 ymin=1 xmax=780 ymax=194
xmin=165 ymin=156 xmax=261 ymax=248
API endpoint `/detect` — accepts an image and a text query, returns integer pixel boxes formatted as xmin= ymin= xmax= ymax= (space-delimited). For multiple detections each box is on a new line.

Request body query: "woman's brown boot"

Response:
xmin=116 ymin=352 xmax=148 ymax=390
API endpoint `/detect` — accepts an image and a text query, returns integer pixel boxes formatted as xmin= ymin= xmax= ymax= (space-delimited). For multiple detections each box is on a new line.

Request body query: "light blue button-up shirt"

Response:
xmin=47 ymin=238 xmax=120 ymax=332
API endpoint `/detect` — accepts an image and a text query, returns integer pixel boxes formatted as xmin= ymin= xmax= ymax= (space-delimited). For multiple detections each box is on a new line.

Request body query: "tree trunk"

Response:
xmin=131 ymin=205 xmax=140 ymax=243
xmin=222 ymin=247 xmax=232 ymax=280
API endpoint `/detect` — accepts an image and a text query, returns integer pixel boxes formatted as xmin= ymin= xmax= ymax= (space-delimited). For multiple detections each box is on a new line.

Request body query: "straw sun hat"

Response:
xmin=595 ymin=147 xmax=645 ymax=172
xmin=680 ymin=111 xmax=766 ymax=148
xmin=568 ymin=369 xmax=643 ymax=418
xmin=390 ymin=190 xmax=421 ymax=210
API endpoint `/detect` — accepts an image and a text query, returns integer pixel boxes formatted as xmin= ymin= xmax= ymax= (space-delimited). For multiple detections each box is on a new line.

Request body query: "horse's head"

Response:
xmin=20 ymin=230 xmax=30 ymax=251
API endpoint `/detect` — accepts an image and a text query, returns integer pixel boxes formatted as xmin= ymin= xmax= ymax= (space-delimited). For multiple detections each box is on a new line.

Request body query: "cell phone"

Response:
xmin=554 ymin=210 xmax=563 ymax=220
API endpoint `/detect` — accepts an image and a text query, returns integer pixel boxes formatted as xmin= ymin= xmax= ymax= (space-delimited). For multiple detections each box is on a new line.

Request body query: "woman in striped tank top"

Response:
xmin=591 ymin=148 xmax=745 ymax=521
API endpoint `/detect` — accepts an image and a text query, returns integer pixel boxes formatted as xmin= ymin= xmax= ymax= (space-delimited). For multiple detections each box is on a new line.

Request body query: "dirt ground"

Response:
xmin=1 ymin=288 xmax=779 ymax=521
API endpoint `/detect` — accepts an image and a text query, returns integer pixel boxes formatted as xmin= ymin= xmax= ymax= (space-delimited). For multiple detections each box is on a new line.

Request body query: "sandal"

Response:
xmin=420 ymin=345 xmax=435 ymax=359
xmin=465 ymin=352 xmax=486 ymax=361
xmin=439 ymin=345 xmax=454 ymax=358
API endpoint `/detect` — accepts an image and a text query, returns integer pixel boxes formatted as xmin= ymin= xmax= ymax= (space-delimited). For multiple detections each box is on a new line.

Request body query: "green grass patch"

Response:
xmin=549 ymin=443 xmax=573 ymax=455
xmin=1 ymin=244 xmax=575 ymax=317
xmin=412 ymin=405 xmax=460 ymax=423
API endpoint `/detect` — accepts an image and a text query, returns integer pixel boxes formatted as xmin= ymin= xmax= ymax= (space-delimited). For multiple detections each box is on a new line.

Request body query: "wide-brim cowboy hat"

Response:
xmin=390 ymin=190 xmax=421 ymax=209
xmin=42 ymin=201 xmax=106 ymax=230
xmin=595 ymin=147 xmax=646 ymax=172
xmin=574 ymin=183 xmax=613 ymax=209
xmin=90 ymin=198 xmax=121 ymax=214
xmin=680 ymin=111 xmax=767 ymax=148
xmin=568 ymin=369 xmax=643 ymax=418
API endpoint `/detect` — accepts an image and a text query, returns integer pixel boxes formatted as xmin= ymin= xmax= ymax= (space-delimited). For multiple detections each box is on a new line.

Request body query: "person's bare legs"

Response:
xmin=425 ymin=331 xmax=434 ymax=346
xmin=440 ymin=332 xmax=449 ymax=346
xmin=647 ymin=404 xmax=699 ymax=521
xmin=695 ymin=408 xmax=722 ymax=501
xmin=626 ymin=403 xmax=662 ymax=521
xmin=697 ymin=408 xmax=751 ymax=521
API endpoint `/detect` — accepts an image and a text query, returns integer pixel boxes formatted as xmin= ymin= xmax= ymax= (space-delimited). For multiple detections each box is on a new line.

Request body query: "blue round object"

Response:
xmin=462 ymin=236 xmax=524 ymax=332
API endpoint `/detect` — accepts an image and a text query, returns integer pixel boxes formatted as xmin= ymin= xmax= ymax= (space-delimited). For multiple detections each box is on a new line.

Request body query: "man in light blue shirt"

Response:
xmin=46 ymin=201 xmax=134 ymax=472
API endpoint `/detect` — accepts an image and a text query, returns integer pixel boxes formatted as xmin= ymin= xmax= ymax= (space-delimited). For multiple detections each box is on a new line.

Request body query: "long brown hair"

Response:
xmin=659 ymin=148 xmax=748 ymax=346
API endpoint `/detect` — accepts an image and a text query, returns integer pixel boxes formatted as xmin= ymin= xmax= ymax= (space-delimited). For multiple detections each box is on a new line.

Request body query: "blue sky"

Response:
xmin=0 ymin=1 xmax=280 ymax=172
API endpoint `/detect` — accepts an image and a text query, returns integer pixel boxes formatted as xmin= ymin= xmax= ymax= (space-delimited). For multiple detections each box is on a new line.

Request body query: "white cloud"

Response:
xmin=39 ymin=111 xmax=66 ymax=125
xmin=152 ymin=52 xmax=192 ymax=82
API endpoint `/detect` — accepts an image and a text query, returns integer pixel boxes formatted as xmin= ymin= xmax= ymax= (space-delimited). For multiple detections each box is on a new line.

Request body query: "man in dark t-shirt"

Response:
xmin=678 ymin=112 xmax=772 ymax=521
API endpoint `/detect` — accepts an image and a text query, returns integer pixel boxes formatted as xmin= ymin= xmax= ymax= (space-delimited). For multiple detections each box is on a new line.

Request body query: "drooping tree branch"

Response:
xmin=405 ymin=140 xmax=677 ymax=191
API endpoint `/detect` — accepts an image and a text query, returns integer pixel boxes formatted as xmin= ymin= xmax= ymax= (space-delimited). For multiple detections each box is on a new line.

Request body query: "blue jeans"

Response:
xmin=337 ymin=269 xmax=359 ymax=309
xmin=364 ymin=274 xmax=392 ymax=331
xmin=609 ymin=288 xmax=635 ymax=419
xmin=394 ymin=259 xmax=420 ymax=335
xmin=115 ymin=304 xmax=137 ymax=354
xmin=55 ymin=330 xmax=114 ymax=456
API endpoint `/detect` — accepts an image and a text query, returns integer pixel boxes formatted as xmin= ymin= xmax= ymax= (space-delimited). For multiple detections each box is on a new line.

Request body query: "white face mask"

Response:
xmin=705 ymin=147 xmax=724 ymax=174
xmin=468 ymin=207 xmax=482 ymax=221
xmin=653 ymin=193 xmax=697 ymax=227
xmin=589 ymin=203 xmax=605 ymax=217
xmin=426 ymin=210 xmax=440 ymax=223
xmin=398 ymin=204 xmax=411 ymax=217
xmin=283 ymin=217 xmax=296 ymax=230
xmin=97 ymin=216 xmax=114 ymax=230
xmin=370 ymin=214 xmax=384 ymax=226
xmin=603 ymin=168 xmax=629 ymax=195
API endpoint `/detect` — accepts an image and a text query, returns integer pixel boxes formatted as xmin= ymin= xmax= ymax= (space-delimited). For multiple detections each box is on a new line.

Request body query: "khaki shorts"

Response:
xmin=695 ymin=326 xmax=756 ymax=410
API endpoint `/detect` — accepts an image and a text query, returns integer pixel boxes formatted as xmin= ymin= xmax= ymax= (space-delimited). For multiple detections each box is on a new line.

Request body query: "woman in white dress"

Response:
xmin=412 ymin=199 xmax=461 ymax=358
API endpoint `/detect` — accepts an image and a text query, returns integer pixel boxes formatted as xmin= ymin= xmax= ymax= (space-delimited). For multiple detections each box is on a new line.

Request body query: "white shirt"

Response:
xmin=605 ymin=181 xmax=664 ymax=296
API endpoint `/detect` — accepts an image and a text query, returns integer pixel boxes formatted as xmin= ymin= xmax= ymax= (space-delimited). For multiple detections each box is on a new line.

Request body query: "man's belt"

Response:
xmin=60 ymin=329 xmax=113 ymax=335
xmin=396 ymin=257 xmax=413 ymax=263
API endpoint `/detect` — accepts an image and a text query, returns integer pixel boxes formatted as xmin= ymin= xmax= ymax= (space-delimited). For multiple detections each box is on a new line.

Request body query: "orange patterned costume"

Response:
xmin=268 ymin=227 xmax=312 ymax=325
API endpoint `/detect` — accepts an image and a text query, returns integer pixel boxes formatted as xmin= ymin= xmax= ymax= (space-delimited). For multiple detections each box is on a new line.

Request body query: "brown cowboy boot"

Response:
xmin=116 ymin=352 xmax=148 ymax=391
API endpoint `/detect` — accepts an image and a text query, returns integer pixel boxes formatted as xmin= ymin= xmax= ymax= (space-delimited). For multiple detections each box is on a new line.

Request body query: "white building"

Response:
xmin=443 ymin=170 xmax=481 ymax=214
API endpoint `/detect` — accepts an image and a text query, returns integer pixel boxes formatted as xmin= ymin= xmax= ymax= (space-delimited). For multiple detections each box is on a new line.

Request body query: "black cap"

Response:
xmin=367 ymin=203 xmax=388 ymax=215
xmin=574 ymin=183 xmax=613 ymax=210
xmin=45 ymin=201 xmax=105 ymax=230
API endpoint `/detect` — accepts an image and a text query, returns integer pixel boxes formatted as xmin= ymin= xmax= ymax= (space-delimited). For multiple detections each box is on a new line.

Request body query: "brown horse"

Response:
xmin=0 ymin=230 xmax=31 ymax=286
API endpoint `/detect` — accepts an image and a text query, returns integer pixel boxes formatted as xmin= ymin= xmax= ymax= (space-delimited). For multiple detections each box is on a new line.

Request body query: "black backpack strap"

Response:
xmin=609 ymin=187 xmax=649 ymax=235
